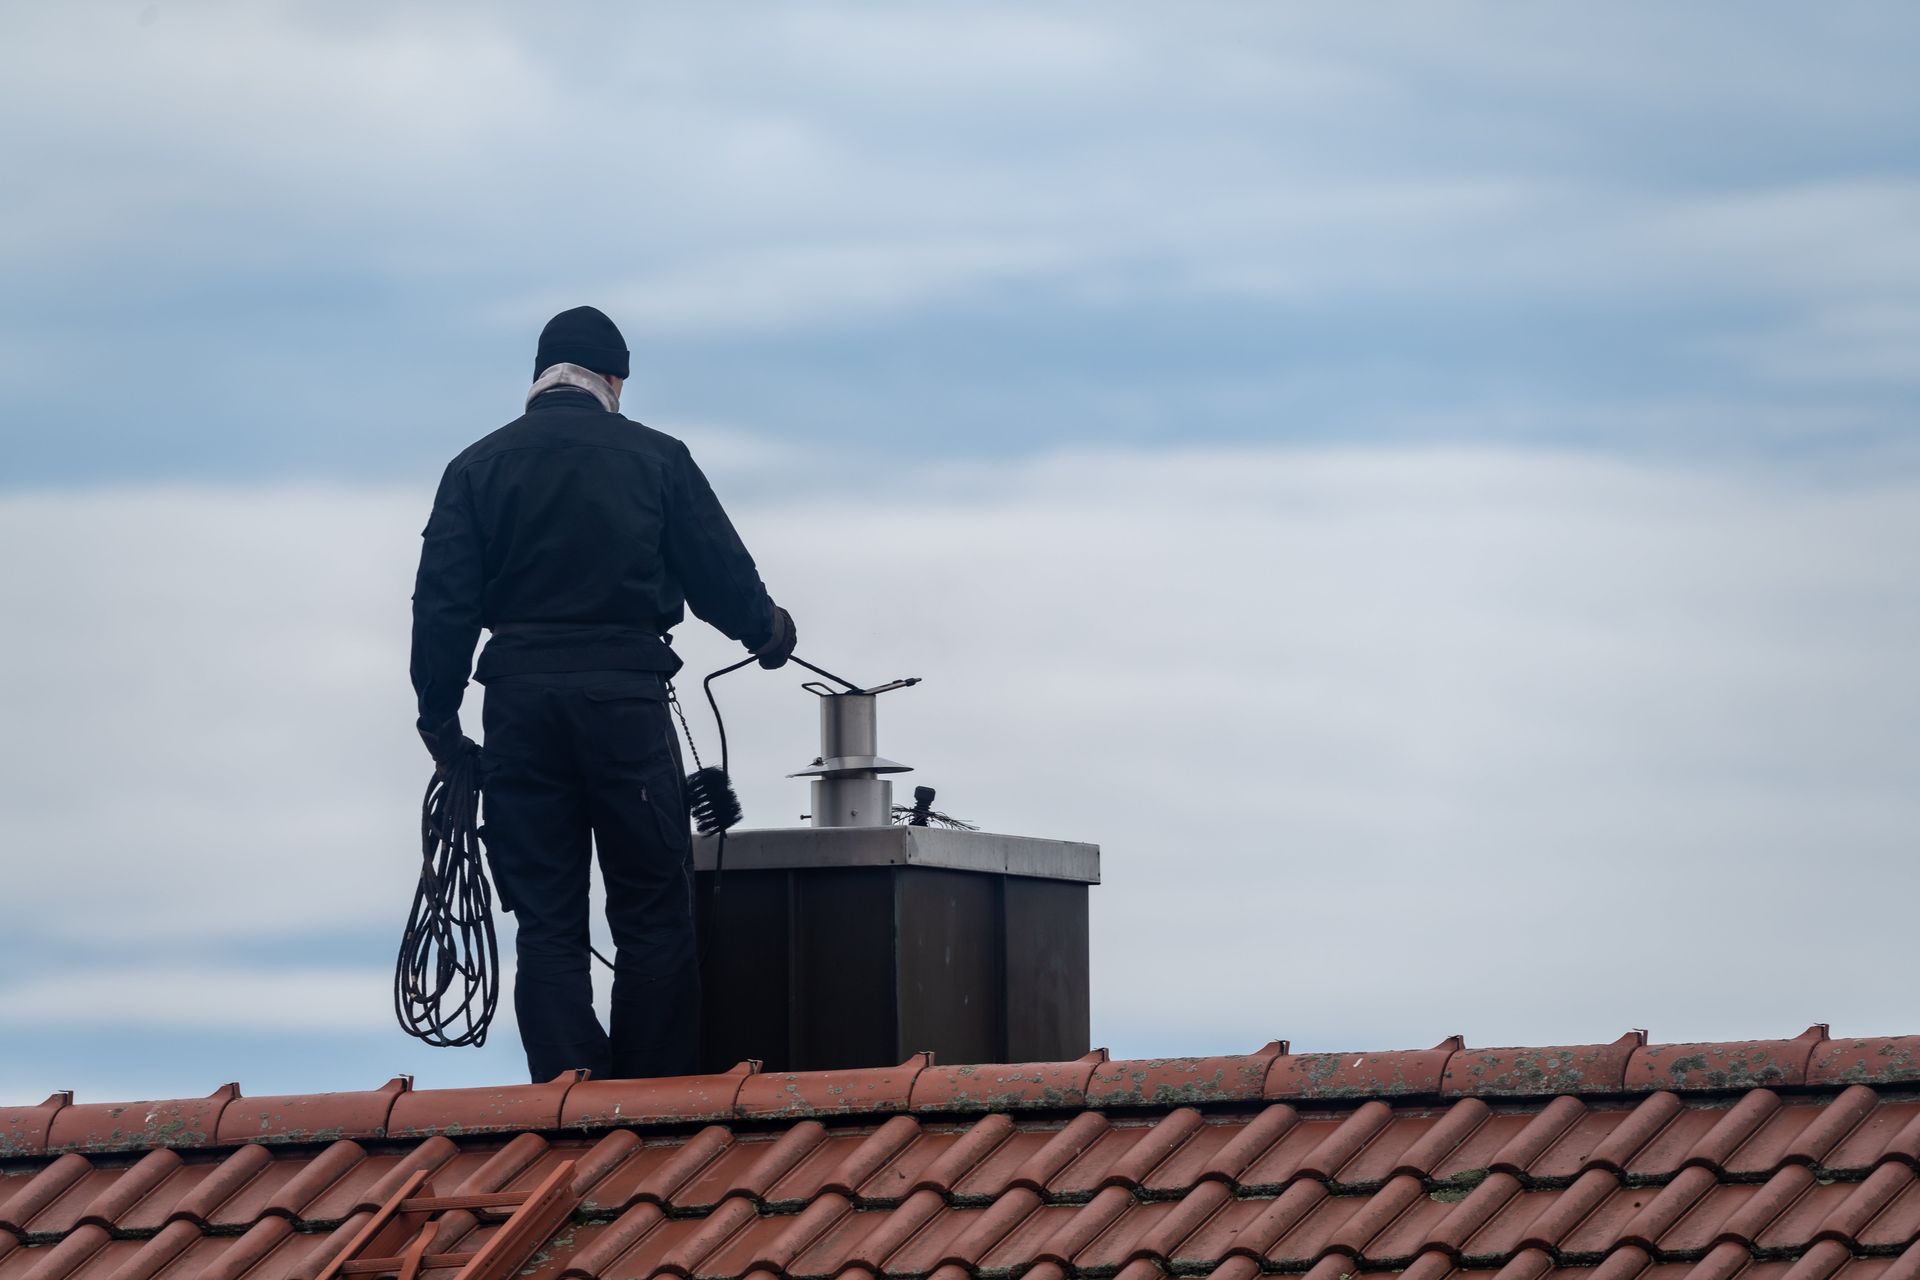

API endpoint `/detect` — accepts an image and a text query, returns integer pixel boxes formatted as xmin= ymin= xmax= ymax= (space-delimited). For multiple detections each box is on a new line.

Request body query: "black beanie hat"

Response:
xmin=534 ymin=306 xmax=630 ymax=380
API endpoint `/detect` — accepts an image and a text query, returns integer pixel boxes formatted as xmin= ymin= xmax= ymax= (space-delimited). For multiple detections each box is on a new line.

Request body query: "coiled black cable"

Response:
xmin=395 ymin=653 xmax=859 ymax=1044
xmin=394 ymin=744 xmax=499 ymax=1047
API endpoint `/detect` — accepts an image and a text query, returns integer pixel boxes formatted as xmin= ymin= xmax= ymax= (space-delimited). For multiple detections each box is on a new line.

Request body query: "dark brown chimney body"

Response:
xmin=694 ymin=825 xmax=1099 ymax=1072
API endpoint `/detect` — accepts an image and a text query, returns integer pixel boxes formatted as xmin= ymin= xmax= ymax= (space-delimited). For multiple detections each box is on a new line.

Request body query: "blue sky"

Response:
xmin=1 ymin=3 xmax=1917 ymax=1103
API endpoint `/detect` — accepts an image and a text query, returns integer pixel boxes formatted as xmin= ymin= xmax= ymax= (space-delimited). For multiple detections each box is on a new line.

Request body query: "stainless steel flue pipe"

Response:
xmin=789 ymin=680 xmax=917 ymax=827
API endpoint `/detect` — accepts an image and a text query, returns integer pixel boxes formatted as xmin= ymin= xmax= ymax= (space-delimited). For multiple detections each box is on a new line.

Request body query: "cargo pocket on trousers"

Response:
xmin=582 ymin=681 xmax=670 ymax=768
xmin=475 ymin=788 xmax=518 ymax=914
xmin=643 ymin=751 xmax=691 ymax=856
xmin=582 ymin=683 xmax=688 ymax=854
xmin=483 ymin=846 xmax=520 ymax=915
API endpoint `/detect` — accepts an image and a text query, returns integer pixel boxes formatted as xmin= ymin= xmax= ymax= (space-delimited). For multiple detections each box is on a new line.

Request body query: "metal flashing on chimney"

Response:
xmin=693 ymin=824 xmax=1101 ymax=882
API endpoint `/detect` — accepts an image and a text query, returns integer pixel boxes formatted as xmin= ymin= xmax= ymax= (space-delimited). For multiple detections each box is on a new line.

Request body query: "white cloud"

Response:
xmin=578 ymin=236 xmax=1074 ymax=336
xmin=1 ymin=443 xmax=1915 ymax=1075
xmin=4 ymin=1 xmax=1917 ymax=352
xmin=0 ymin=967 xmax=393 ymax=1033
xmin=1719 ymin=303 xmax=1920 ymax=386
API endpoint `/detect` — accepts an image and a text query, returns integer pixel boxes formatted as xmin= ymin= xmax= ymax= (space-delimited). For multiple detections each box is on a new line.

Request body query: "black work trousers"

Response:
xmin=479 ymin=670 xmax=698 ymax=1083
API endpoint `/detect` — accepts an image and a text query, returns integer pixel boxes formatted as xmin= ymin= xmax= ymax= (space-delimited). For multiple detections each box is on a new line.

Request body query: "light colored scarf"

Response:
xmin=527 ymin=362 xmax=620 ymax=413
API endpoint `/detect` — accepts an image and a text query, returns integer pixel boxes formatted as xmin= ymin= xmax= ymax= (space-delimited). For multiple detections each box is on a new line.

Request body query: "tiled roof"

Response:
xmin=8 ymin=1028 xmax=1920 ymax=1279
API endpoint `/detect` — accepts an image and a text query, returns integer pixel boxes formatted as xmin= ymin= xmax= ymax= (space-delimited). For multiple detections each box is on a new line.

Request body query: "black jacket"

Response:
xmin=410 ymin=387 xmax=776 ymax=735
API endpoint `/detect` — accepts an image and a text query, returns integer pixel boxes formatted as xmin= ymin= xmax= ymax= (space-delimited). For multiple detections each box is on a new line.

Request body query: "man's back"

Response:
xmin=455 ymin=392 xmax=683 ymax=638
xmin=411 ymin=385 xmax=776 ymax=740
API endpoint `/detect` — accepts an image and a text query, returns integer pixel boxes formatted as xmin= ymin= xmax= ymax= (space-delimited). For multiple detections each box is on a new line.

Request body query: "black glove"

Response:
xmin=418 ymin=715 xmax=478 ymax=777
xmin=753 ymin=605 xmax=797 ymax=670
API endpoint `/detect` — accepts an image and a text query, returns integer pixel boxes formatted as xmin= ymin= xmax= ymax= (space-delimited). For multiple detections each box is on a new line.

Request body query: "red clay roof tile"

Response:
xmin=0 ymin=1094 xmax=68 ymax=1162
xmin=1496 ymin=1246 xmax=1560 ymax=1280
xmin=1367 ymin=1184 xmax=1464 ymax=1263
xmin=0 ymin=1154 xmax=89 ymax=1238
xmin=1592 ymin=1091 xmax=1691 ymax=1173
xmin=736 ymin=1054 xmax=931 ymax=1120
xmin=568 ymin=1128 xmax=645 ymax=1198
xmin=13 ymin=1031 xmax=1920 ymax=1279
xmin=565 ymin=1203 xmax=663 ymax=1277
xmin=564 ymin=1062 xmax=755 ymax=1129
xmin=1458 ymin=1180 xmax=1552 ymax=1257
xmin=121 ymin=1214 xmax=201 ymax=1277
xmin=1810 ymin=1038 xmax=1920 ymax=1088
xmin=1519 ymin=1165 xmax=1624 ymax=1250
xmin=385 ymin=1070 xmax=582 ymax=1138
xmin=1791 ymin=1236 xmax=1859 ymax=1280
xmin=1725 ymin=1096 xmax=1847 ymax=1176
xmin=1444 ymin=1033 xmax=1645 ymax=1097
xmin=243 ymin=1136 xmax=366 ymax=1221
xmin=1138 ymin=1176 xmax=1235 ymax=1267
xmin=1718 ymin=1164 xmax=1822 ymax=1248
xmin=1792 ymin=1085 xmax=1883 ymax=1164
xmin=306 ymin=1133 xmax=458 ymax=1223
xmin=1405 ymin=1250 xmax=1463 ymax=1280
xmin=1083 ymin=1041 xmax=1285 ymax=1108
xmin=1818 ymin=1161 xmax=1917 ymax=1245
xmin=1858 ymin=1186 xmax=1920 ymax=1253
xmin=1265 ymin=1098 xmax=1395 ymax=1185
xmin=1484 ymin=1095 xmax=1591 ymax=1175
xmin=787 ymin=1116 xmax=923 ymax=1203
xmin=1626 ymin=1028 xmax=1830 ymax=1093
xmin=589 ymin=1124 xmax=729 ymax=1213
xmin=907 ymin=1051 xmax=1108 ymax=1113
xmin=44 ymin=1084 xmax=236 ymax=1155
xmin=1269 ymin=1038 xmax=1462 ymax=1100
xmin=1126 ymin=1111 xmax=1250 ymax=1192
xmin=1105 ymin=1107 xmax=1205 ymax=1187
xmin=944 ymin=1120 xmax=1053 ymax=1200
xmin=1008 ymin=1111 xmax=1114 ymax=1194
xmin=1302 ymin=1245 xmax=1365 ymax=1280
xmin=1619 ymin=1162 xmax=1720 ymax=1250
xmin=1431 ymin=1168 xmax=1528 ymax=1254
xmin=160 ymin=1139 xmax=270 ymax=1228
xmin=211 ymin=1076 xmax=408 ymax=1148
xmin=74 ymin=1146 xmax=183 ymax=1232
xmin=18 ymin=1161 xmax=129 ymax=1239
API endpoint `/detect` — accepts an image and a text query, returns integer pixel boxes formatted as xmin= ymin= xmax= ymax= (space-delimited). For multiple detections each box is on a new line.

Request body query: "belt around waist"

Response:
xmin=488 ymin=622 xmax=666 ymax=638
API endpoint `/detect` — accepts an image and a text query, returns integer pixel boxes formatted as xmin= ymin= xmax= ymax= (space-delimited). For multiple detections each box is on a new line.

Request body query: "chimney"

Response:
xmin=694 ymin=677 xmax=1099 ymax=1072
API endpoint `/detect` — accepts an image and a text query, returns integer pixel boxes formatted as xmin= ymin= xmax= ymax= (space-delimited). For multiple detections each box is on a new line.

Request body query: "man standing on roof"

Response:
xmin=410 ymin=305 xmax=796 ymax=1083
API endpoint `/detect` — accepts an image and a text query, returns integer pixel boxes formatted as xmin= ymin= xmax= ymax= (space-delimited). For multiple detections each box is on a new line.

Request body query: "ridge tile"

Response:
xmin=1810 ymin=1039 xmax=1920 ymax=1089
xmin=386 ymin=1071 xmax=582 ymax=1138
xmin=735 ymin=1054 xmax=933 ymax=1120
xmin=563 ymin=1062 xmax=755 ymax=1128
xmin=1269 ymin=1038 xmax=1463 ymax=1099
xmin=0 ymin=1093 xmax=68 ymax=1160
xmin=908 ymin=1052 xmax=1108 ymax=1113
xmin=213 ymin=1077 xmax=408 ymax=1146
xmin=1086 ymin=1042 xmax=1285 ymax=1108
xmin=1626 ymin=1028 xmax=1830 ymax=1092
xmin=1443 ymin=1034 xmax=1645 ymax=1097
xmin=45 ymin=1084 xmax=237 ymax=1154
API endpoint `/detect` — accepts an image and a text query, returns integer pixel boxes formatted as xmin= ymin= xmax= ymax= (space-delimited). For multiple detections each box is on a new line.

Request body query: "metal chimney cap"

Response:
xmin=788 ymin=755 xmax=915 ymax=779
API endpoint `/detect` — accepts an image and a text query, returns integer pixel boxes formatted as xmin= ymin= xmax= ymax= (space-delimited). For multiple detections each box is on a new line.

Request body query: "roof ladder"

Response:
xmin=315 ymin=1158 xmax=580 ymax=1280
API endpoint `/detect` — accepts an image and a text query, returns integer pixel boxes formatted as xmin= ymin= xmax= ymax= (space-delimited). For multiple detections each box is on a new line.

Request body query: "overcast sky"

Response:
xmin=1 ymin=2 xmax=1916 ymax=1104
